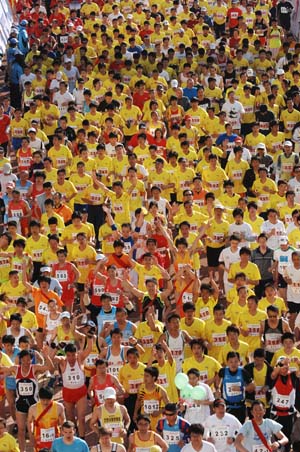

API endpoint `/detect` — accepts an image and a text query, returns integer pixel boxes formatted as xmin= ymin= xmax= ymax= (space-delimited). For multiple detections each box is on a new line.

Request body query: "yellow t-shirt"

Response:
xmin=69 ymin=174 xmax=92 ymax=204
xmin=219 ymin=340 xmax=250 ymax=366
xmin=152 ymin=359 xmax=178 ymax=403
xmin=182 ymin=355 xmax=221 ymax=383
xmin=205 ymin=319 xmax=231 ymax=360
xmin=0 ymin=281 xmax=27 ymax=302
xmin=202 ymin=167 xmax=228 ymax=197
xmin=228 ymin=262 xmax=261 ymax=288
xmin=119 ymin=362 xmax=146 ymax=395
xmin=134 ymin=320 xmax=164 ymax=363
xmin=0 ymin=432 xmax=19 ymax=452
xmin=258 ymin=297 xmax=287 ymax=316
xmin=239 ymin=309 xmax=267 ymax=352
xmin=71 ymin=244 xmax=96 ymax=284
xmin=226 ymin=301 xmax=249 ymax=324
xmin=134 ymin=262 xmax=163 ymax=291
xmin=205 ymin=219 xmax=230 ymax=249
xmin=180 ymin=318 xmax=205 ymax=358
xmin=195 ymin=297 xmax=217 ymax=321
xmin=25 ymin=235 xmax=49 ymax=262
xmin=271 ymin=347 xmax=300 ymax=372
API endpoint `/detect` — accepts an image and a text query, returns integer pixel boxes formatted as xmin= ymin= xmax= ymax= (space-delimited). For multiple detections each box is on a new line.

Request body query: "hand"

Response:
xmin=227 ymin=438 xmax=235 ymax=445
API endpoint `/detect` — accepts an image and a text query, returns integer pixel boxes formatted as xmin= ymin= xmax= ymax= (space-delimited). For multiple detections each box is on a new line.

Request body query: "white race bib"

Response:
xmin=144 ymin=399 xmax=159 ymax=414
xmin=40 ymin=427 xmax=55 ymax=442
xmin=38 ymin=302 xmax=49 ymax=316
xmin=18 ymin=382 xmax=33 ymax=396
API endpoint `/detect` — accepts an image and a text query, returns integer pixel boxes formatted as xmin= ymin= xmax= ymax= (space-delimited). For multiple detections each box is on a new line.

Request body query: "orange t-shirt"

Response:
xmin=32 ymin=286 xmax=63 ymax=328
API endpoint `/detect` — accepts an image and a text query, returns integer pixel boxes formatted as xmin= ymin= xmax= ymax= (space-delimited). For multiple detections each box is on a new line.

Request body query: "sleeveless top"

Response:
xmin=133 ymin=431 xmax=155 ymax=451
xmin=35 ymin=401 xmax=59 ymax=449
xmin=271 ymin=373 xmax=296 ymax=415
xmin=62 ymin=360 xmax=85 ymax=389
xmin=222 ymin=367 xmax=245 ymax=406
xmin=263 ymin=319 xmax=284 ymax=353
xmin=94 ymin=442 xmax=118 ymax=451
xmin=100 ymin=404 xmax=124 ymax=443
xmin=106 ymin=346 xmax=125 ymax=378
xmin=6 ymin=327 xmax=26 ymax=346
xmin=56 ymin=325 xmax=75 ymax=345
xmin=92 ymin=373 xmax=115 ymax=406
xmin=165 ymin=331 xmax=185 ymax=373
xmin=16 ymin=365 xmax=39 ymax=406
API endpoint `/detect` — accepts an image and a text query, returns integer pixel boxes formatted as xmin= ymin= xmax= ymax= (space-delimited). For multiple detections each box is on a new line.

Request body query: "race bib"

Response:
xmin=211 ymin=427 xmax=229 ymax=440
xmin=163 ymin=430 xmax=180 ymax=444
xmin=33 ymin=249 xmax=43 ymax=260
xmin=157 ymin=374 xmax=168 ymax=388
xmin=18 ymin=382 xmax=33 ymax=396
xmin=55 ymin=270 xmax=68 ymax=281
xmin=226 ymin=381 xmax=242 ymax=396
xmin=182 ymin=292 xmax=193 ymax=303
xmin=142 ymin=335 xmax=154 ymax=348
xmin=66 ymin=373 xmax=83 ymax=386
xmin=11 ymin=209 xmax=23 ymax=218
xmin=85 ymin=354 xmax=98 ymax=367
xmin=40 ymin=427 xmax=55 ymax=443
xmin=253 ymin=446 xmax=270 ymax=452
xmin=144 ymin=399 xmax=159 ymax=414
xmin=128 ymin=378 xmax=143 ymax=394
xmin=255 ymin=386 xmax=265 ymax=400
xmin=248 ymin=324 xmax=260 ymax=336
xmin=199 ymin=307 xmax=210 ymax=320
xmin=274 ymin=394 xmax=290 ymax=408
xmin=212 ymin=333 xmax=226 ymax=346
xmin=93 ymin=285 xmax=104 ymax=296
xmin=38 ymin=302 xmax=49 ymax=316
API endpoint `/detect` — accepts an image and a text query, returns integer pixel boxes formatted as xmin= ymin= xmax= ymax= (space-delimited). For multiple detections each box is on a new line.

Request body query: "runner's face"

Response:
xmin=100 ymin=434 xmax=111 ymax=446
xmin=21 ymin=355 xmax=31 ymax=366
xmin=66 ymin=351 xmax=77 ymax=365
xmin=214 ymin=404 xmax=226 ymax=416
xmin=252 ymin=404 xmax=265 ymax=420
xmin=62 ymin=427 xmax=74 ymax=441
xmin=40 ymin=398 xmax=51 ymax=407
xmin=96 ymin=364 xmax=107 ymax=375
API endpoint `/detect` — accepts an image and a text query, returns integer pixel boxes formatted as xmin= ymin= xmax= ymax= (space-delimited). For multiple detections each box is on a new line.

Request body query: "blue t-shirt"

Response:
xmin=51 ymin=437 xmax=89 ymax=452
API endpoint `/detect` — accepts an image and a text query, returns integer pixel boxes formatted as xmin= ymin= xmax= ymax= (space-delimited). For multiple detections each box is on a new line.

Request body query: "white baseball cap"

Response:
xmin=103 ymin=387 xmax=117 ymax=400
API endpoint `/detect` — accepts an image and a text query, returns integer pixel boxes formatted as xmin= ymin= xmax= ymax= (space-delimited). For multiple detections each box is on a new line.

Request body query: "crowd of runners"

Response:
xmin=2 ymin=0 xmax=300 ymax=450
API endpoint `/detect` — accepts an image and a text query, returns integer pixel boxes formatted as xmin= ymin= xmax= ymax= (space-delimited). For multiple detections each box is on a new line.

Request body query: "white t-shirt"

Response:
xmin=221 ymin=101 xmax=245 ymax=129
xmin=228 ymin=147 xmax=251 ymax=163
xmin=204 ymin=413 xmax=242 ymax=452
xmin=228 ymin=222 xmax=253 ymax=247
xmin=218 ymin=246 xmax=241 ymax=292
xmin=273 ymin=246 xmax=295 ymax=275
xmin=53 ymin=91 xmax=75 ymax=115
xmin=181 ymin=440 xmax=217 ymax=452
xmin=261 ymin=220 xmax=286 ymax=250
xmin=184 ymin=382 xmax=215 ymax=425
xmin=285 ymin=264 xmax=300 ymax=303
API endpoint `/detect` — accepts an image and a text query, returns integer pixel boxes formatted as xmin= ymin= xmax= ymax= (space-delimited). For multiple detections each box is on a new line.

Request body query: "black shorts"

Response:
xmin=207 ymin=246 xmax=224 ymax=268
xmin=16 ymin=398 xmax=33 ymax=413
xmin=287 ymin=301 xmax=300 ymax=314
xmin=278 ymin=274 xmax=287 ymax=288
xmin=77 ymin=283 xmax=85 ymax=292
